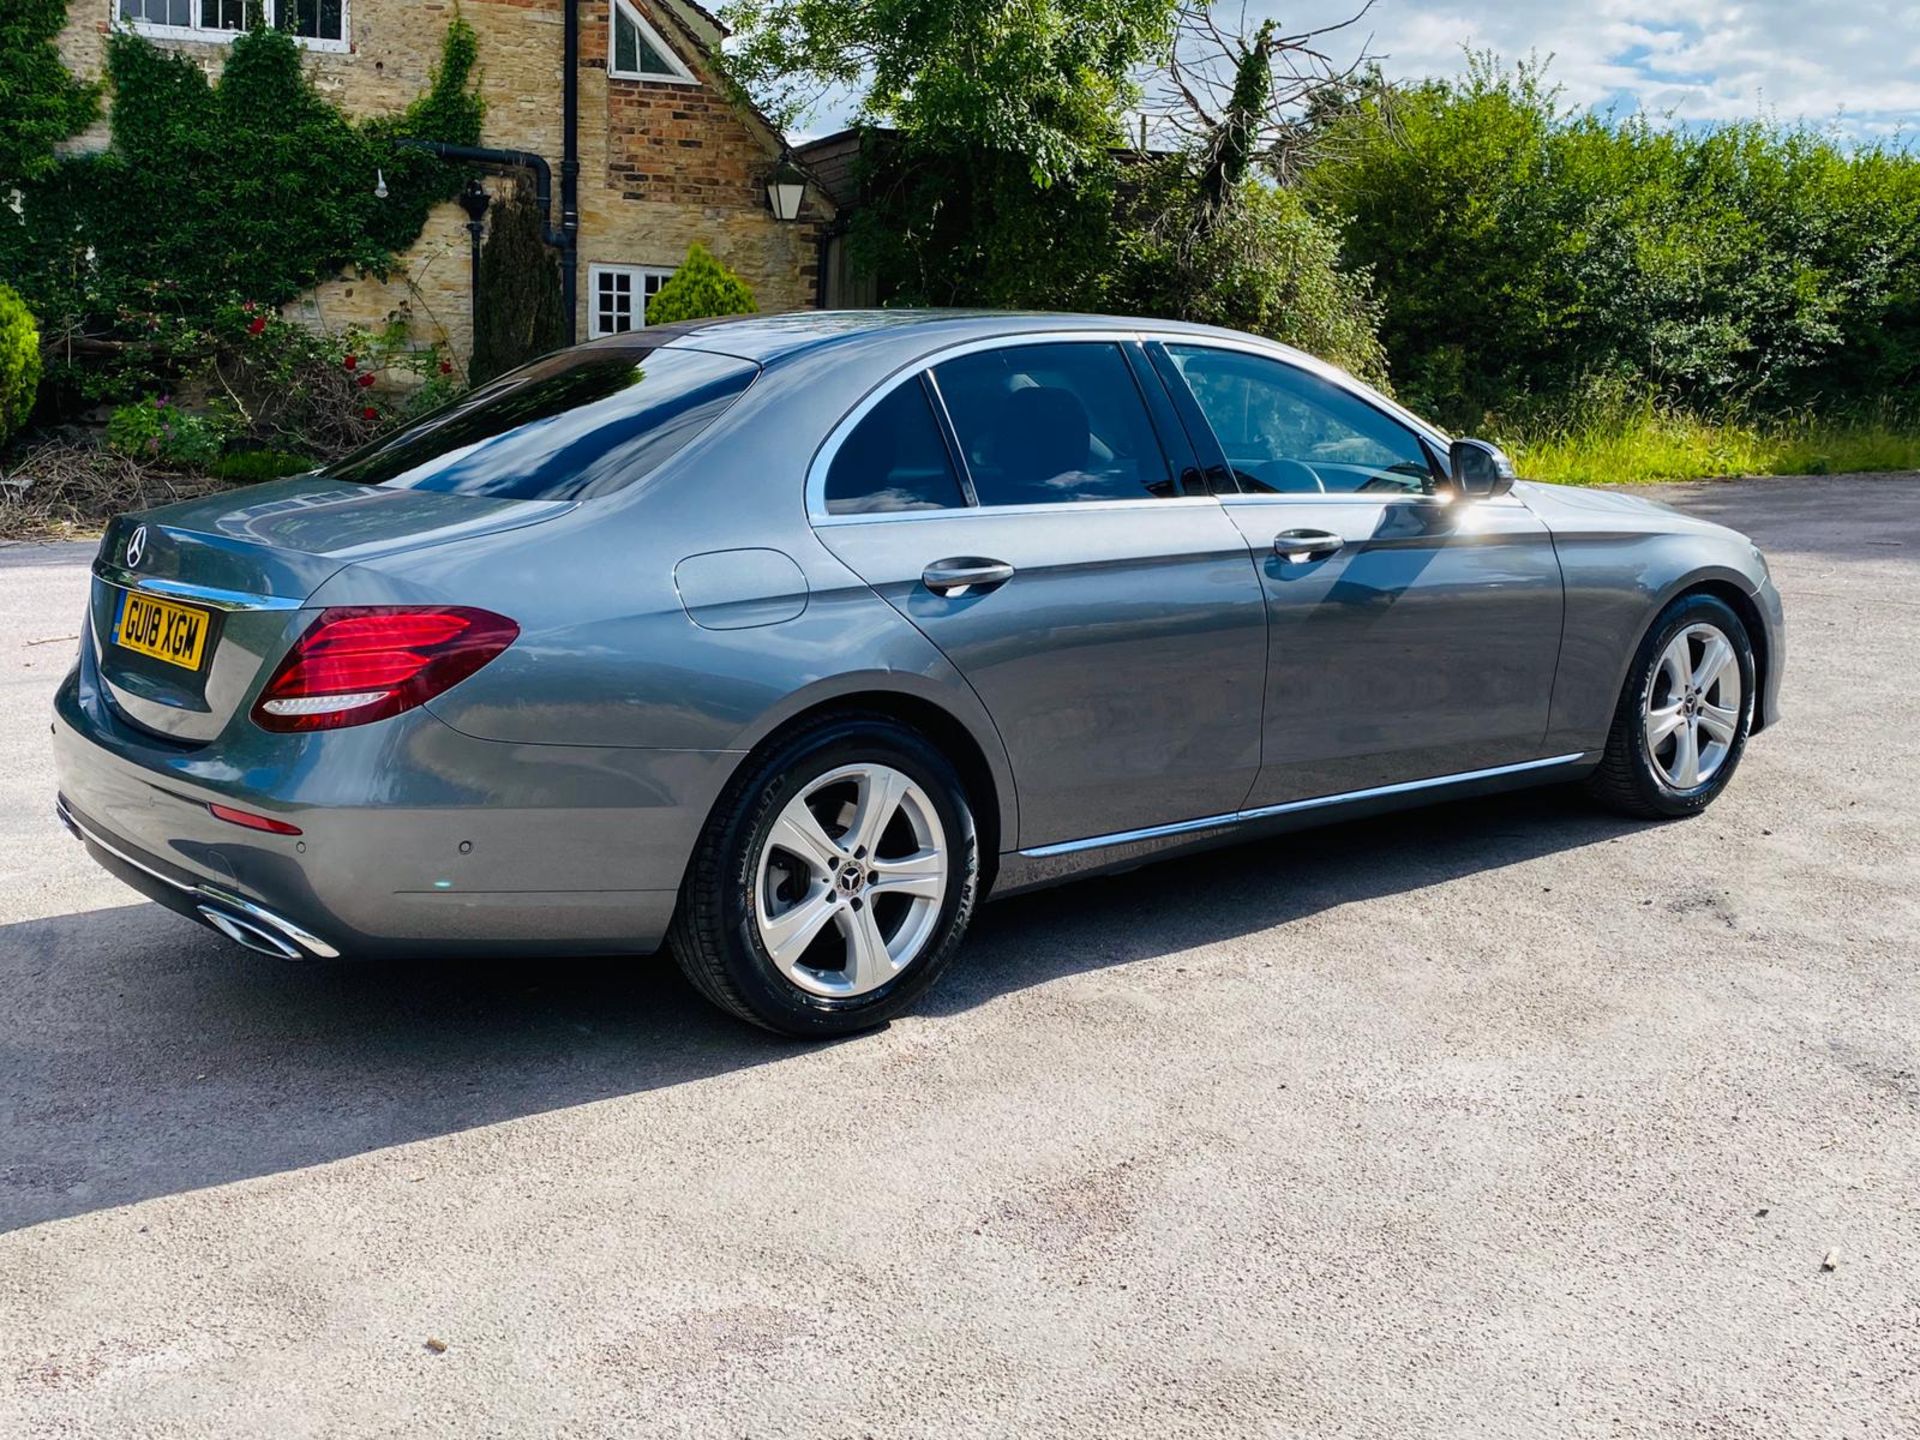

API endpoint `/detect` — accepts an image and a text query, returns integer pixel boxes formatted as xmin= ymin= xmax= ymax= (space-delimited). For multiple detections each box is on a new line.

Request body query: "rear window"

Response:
xmin=323 ymin=346 xmax=758 ymax=501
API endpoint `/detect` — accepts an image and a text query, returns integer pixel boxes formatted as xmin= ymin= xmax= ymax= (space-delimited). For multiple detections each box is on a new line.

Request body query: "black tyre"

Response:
xmin=1586 ymin=591 xmax=1756 ymax=819
xmin=669 ymin=713 xmax=979 ymax=1036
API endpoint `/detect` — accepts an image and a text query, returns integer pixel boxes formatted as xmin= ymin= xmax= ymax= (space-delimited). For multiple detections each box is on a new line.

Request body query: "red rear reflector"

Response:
xmin=209 ymin=803 xmax=303 ymax=836
xmin=251 ymin=605 xmax=519 ymax=733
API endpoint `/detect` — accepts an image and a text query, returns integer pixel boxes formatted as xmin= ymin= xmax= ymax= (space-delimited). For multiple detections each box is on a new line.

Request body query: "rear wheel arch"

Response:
xmin=720 ymin=687 xmax=1011 ymax=891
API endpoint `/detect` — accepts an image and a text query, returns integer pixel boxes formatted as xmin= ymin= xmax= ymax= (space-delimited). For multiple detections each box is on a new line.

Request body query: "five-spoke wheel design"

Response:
xmin=754 ymin=763 xmax=949 ymax=998
xmin=1643 ymin=622 xmax=1743 ymax=791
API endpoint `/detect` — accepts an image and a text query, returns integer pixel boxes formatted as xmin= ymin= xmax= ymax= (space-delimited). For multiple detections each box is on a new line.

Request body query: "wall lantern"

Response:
xmin=766 ymin=154 xmax=807 ymax=223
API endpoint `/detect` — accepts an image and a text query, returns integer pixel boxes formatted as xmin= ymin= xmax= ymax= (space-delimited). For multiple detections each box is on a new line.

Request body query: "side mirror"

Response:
xmin=1447 ymin=438 xmax=1517 ymax=499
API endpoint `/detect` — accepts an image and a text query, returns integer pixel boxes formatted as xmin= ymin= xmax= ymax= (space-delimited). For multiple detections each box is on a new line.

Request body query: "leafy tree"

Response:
xmin=470 ymin=182 xmax=567 ymax=385
xmin=0 ymin=283 xmax=42 ymax=441
xmin=0 ymin=0 xmax=100 ymax=187
xmin=721 ymin=0 xmax=1178 ymax=307
xmin=645 ymin=243 xmax=757 ymax=324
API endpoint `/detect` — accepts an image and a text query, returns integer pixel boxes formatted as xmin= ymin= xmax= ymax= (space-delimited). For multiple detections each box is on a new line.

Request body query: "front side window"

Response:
xmin=590 ymin=264 xmax=677 ymax=337
xmin=930 ymin=342 xmax=1174 ymax=507
xmin=322 ymin=346 xmax=757 ymax=501
xmin=1165 ymin=345 xmax=1435 ymax=496
xmin=119 ymin=0 xmax=345 ymax=44
xmin=823 ymin=379 xmax=967 ymax=515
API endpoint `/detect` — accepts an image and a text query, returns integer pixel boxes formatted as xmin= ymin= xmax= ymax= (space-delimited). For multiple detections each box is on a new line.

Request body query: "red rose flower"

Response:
xmin=343 ymin=354 xmax=357 ymax=370
xmin=247 ymin=317 xmax=267 ymax=335
xmin=357 ymin=372 xmax=375 ymax=389
xmin=362 ymin=406 xmax=378 ymax=421
xmin=439 ymin=360 xmax=452 ymax=375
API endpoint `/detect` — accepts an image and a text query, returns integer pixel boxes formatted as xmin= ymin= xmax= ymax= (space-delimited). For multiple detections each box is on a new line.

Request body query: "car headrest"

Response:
xmin=998 ymin=386 xmax=1089 ymax=488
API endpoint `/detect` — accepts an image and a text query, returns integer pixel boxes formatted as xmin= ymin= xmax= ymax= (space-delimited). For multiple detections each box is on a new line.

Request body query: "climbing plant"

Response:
xmin=0 ymin=0 xmax=101 ymax=187
xmin=0 ymin=17 xmax=484 ymax=403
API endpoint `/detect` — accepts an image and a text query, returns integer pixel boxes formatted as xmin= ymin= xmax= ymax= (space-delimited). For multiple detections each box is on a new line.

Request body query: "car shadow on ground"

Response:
xmin=2 ymin=787 xmax=1639 ymax=1233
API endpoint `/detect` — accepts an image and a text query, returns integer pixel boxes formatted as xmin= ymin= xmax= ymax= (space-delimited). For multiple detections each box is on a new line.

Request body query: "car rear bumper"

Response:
xmin=51 ymin=654 xmax=740 ymax=960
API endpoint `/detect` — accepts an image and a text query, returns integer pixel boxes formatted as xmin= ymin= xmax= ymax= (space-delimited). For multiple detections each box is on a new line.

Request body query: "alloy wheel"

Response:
xmin=753 ymin=763 xmax=949 ymax=998
xmin=1644 ymin=622 xmax=1743 ymax=790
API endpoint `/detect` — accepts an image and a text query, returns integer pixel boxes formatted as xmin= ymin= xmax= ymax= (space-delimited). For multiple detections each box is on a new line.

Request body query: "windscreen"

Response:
xmin=322 ymin=346 xmax=758 ymax=501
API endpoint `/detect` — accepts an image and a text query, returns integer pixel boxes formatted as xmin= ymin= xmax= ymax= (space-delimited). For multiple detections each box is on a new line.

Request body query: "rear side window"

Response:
xmin=824 ymin=378 xmax=968 ymax=515
xmin=324 ymin=346 xmax=758 ymax=501
xmin=931 ymin=343 xmax=1174 ymax=506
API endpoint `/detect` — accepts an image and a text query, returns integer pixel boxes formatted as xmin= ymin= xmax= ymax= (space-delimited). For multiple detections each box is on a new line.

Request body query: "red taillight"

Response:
xmin=209 ymin=802 xmax=303 ymax=835
xmin=252 ymin=606 xmax=519 ymax=733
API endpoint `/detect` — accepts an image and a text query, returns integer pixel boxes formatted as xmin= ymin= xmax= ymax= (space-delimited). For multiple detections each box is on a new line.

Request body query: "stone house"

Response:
xmin=54 ymin=1 xmax=832 ymax=363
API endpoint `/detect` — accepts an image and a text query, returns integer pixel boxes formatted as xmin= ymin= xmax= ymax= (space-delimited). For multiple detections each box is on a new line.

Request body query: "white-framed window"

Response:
xmin=116 ymin=1 xmax=348 ymax=52
xmin=608 ymin=0 xmax=698 ymax=84
xmin=589 ymin=263 xmax=678 ymax=337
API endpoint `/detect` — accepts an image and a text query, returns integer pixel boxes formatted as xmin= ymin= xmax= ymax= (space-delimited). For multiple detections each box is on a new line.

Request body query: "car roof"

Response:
xmin=606 ymin=308 xmax=1301 ymax=367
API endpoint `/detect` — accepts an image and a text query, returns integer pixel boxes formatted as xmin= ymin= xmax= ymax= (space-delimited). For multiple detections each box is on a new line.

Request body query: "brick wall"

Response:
xmin=53 ymin=0 xmax=827 ymax=368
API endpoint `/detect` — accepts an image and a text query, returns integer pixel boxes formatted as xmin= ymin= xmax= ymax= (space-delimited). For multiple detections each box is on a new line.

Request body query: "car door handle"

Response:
xmin=922 ymin=558 xmax=1015 ymax=596
xmin=1273 ymin=529 xmax=1344 ymax=560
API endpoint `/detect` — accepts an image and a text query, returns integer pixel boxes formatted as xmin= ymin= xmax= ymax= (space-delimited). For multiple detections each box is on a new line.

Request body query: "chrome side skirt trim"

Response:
xmin=54 ymin=794 xmax=340 ymax=959
xmin=1019 ymin=753 xmax=1589 ymax=859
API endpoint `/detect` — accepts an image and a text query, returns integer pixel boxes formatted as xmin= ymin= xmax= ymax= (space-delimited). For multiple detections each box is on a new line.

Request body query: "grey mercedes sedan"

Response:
xmin=54 ymin=311 xmax=1784 ymax=1035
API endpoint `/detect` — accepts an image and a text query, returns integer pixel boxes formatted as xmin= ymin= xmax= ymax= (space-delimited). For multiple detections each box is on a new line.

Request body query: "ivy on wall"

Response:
xmin=0 ymin=16 xmax=484 ymax=400
xmin=0 ymin=0 xmax=101 ymax=187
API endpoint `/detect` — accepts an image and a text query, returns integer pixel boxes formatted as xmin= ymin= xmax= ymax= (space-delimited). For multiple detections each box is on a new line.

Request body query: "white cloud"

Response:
xmin=1259 ymin=0 xmax=1920 ymax=137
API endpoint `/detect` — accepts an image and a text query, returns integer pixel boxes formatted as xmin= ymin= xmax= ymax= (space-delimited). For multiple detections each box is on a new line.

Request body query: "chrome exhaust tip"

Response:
xmin=196 ymin=904 xmax=306 ymax=961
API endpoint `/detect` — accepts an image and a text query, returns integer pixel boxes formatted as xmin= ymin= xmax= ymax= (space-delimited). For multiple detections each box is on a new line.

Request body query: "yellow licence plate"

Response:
xmin=116 ymin=592 xmax=212 ymax=671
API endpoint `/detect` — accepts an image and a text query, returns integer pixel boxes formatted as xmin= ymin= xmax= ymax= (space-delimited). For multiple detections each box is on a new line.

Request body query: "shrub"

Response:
xmin=645 ymin=243 xmax=758 ymax=325
xmin=471 ymin=182 xmax=568 ymax=385
xmin=105 ymin=396 xmax=234 ymax=470
xmin=0 ymin=284 xmax=41 ymax=442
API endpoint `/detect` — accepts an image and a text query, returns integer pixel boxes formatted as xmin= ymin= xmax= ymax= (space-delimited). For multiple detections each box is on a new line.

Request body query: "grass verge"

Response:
xmin=1501 ymin=404 xmax=1920 ymax=486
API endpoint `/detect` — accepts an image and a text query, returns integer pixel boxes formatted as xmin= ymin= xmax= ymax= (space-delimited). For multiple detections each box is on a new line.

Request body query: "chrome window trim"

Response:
xmin=1020 ymin=752 xmax=1588 ymax=858
xmin=814 ymin=494 xmax=1226 ymax=526
xmin=806 ymin=326 xmax=1461 ymax=525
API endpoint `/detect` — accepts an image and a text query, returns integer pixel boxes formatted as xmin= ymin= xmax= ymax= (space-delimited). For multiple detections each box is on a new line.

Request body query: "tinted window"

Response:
xmin=1166 ymin=346 xmax=1434 ymax=496
xmin=824 ymin=378 xmax=968 ymax=515
xmin=932 ymin=343 xmax=1173 ymax=506
xmin=324 ymin=346 xmax=757 ymax=501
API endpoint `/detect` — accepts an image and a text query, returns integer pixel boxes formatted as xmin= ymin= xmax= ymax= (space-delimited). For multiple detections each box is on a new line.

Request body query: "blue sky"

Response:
xmin=789 ymin=0 xmax=1919 ymax=145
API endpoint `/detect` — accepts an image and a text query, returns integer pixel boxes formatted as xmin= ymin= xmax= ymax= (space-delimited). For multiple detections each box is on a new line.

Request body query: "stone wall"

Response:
xmin=54 ymin=0 xmax=826 ymax=369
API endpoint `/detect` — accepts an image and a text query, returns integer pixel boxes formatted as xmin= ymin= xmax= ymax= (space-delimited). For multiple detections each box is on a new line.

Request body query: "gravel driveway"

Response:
xmin=3 ymin=476 xmax=1916 ymax=1438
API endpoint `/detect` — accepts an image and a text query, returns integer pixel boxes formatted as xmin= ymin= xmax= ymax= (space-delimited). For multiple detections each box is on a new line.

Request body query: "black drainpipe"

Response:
xmin=560 ymin=0 xmax=580 ymax=344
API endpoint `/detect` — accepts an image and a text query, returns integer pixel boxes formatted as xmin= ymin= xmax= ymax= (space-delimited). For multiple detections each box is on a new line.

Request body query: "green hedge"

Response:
xmin=645 ymin=243 xmax=757 ymax=325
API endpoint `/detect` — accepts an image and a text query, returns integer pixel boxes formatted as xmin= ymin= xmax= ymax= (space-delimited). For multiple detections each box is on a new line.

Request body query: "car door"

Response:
xmin=1150 ymin=341 xmax=1565 ymax=808
xmin=810 ymin=337 xmax=1268 ymax=850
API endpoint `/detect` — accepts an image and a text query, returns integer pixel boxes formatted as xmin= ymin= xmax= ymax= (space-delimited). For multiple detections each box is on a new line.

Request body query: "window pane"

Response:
xmin=280 ymin=0 xmax=341 ymax=39
xmin=614 ymin=11 xmax=639 ymax=73
xmin=639 ymin=36 xmax=675 ymax=74
xmin=825 ymin=380 xmax=967 ymax=515
xmin=931 ymin=343 xmax=1172 ymax=507
xmin=324 ymin=348 xmax=759 ymax=501
xmin=1166 ymin=346 xmax=1433 ymax=496
xmin=168 ymin=0 xmax=190 ymax=24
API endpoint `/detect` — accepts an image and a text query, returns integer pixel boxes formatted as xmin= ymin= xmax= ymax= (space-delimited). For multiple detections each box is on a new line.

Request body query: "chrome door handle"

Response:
xmin=1273 ymin=529 xmax=1344 ymax=560
xmin=922 ymin=558 xmax=1015 ymax=596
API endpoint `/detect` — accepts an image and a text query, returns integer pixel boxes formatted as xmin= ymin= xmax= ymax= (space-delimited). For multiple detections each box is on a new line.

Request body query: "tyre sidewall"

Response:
xmin=712 ymin=721 xmax=977 ymax=1035
xmin=1623 ymin=594 xmax=1756 ymax=816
